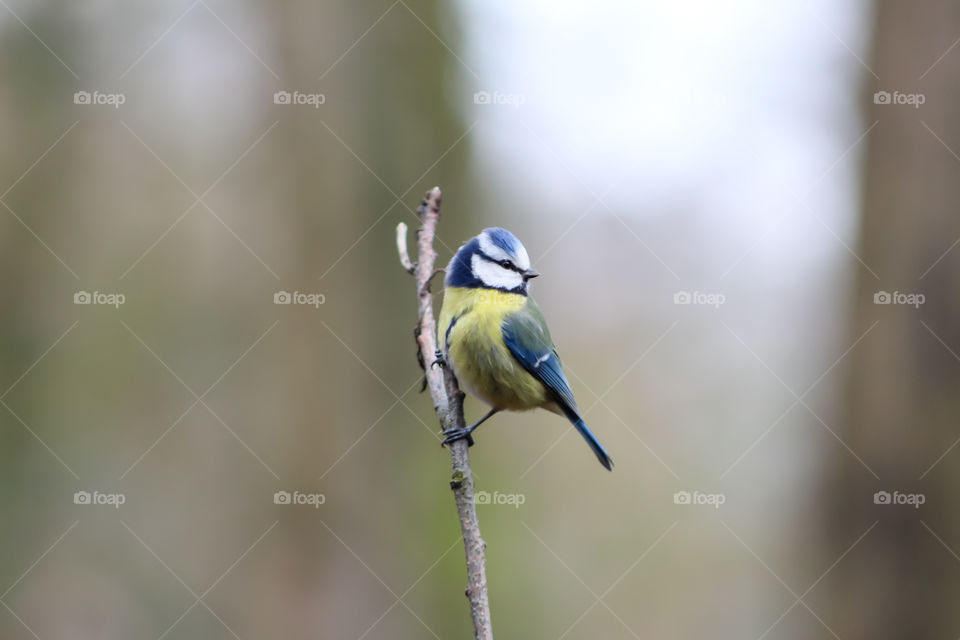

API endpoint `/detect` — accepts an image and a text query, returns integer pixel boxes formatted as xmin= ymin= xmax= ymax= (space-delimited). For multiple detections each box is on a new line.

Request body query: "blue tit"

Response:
xmin=437 ymin=227 xmax=613 ymax=471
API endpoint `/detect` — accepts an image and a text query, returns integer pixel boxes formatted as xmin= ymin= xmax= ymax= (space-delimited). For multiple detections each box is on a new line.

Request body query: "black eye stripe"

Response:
xmin=478 ymin=251 xmax=523 ymax=273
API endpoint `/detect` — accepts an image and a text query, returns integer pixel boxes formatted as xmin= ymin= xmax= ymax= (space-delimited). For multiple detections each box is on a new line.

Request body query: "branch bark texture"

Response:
xmin=397 ymin=187 xmax=493 ymax=640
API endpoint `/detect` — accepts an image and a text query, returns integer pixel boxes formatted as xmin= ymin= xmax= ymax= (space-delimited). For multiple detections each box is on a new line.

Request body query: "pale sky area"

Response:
xmin=459 ymin=0 xmax=872 ymax=276
xmin=455 ymin=0 xmax=876 ymax=547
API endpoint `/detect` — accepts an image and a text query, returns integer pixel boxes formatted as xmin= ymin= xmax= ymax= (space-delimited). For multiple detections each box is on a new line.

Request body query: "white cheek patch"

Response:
xmin=471 ymin=253 xmax=523 ymax=290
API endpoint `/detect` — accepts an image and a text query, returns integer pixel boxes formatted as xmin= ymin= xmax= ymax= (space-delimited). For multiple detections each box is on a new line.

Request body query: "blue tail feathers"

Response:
xmin=556 ymin=401 xmax=613 ymax=470
xmin=574 ymin=418 xmax=614 ymax=471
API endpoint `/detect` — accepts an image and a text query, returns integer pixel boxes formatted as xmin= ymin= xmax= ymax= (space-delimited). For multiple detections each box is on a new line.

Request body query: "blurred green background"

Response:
xmin=2 ymin=1 xmax=960 ymax=638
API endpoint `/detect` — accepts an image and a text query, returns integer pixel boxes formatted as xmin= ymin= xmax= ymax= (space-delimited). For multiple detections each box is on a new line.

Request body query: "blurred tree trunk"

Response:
xmin=826 ymin=1 xmax=960 ymax=637
xmin=0 ymin=5 xmax=80 ymax=610
xmin=267 ymin=1 xmax=478 ymax=637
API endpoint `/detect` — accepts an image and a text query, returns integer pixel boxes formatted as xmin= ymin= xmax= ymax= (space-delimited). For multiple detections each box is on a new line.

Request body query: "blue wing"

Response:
xmin=502 ymin=300 xmax=613 ymax=470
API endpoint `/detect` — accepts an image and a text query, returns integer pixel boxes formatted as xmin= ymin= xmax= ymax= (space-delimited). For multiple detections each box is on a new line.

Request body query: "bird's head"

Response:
xmin=445 ymin=227 xmax=539 ymax=294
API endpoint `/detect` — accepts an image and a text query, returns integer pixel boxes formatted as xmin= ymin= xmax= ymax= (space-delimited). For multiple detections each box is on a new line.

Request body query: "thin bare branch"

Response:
xmin=397 ymin=187 xmax=493 ymax=639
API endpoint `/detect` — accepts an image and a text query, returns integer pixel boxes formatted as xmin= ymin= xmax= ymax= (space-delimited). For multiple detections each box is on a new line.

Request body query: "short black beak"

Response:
xmin=523 ymin=268 xmax=539 ymax=280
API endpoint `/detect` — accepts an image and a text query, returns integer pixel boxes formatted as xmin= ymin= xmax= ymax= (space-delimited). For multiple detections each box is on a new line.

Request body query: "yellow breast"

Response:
xmin=438 ymin=287 xmax=550 ymax=410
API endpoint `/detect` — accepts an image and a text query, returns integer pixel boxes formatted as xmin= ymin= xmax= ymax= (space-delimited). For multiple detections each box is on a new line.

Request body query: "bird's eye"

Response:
xmin=498 ymin=260 xmax=513 ymax=269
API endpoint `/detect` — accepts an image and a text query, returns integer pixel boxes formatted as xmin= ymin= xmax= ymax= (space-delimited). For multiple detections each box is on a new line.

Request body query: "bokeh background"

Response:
xmin=2 ymin=1 xmax=959 ymax=638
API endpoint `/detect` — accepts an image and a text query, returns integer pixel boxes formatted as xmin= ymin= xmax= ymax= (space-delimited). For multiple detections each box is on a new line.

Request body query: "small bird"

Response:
xmin=437 ymin=227 xmax=613 ymax=470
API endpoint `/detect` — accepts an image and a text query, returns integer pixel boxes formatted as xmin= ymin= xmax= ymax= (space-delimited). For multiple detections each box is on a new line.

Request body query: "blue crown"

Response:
xmin=483 ymin=227 xmax=521 ymax=257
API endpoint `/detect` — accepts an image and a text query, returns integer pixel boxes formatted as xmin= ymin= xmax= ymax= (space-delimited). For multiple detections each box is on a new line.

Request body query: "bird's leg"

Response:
xmin=431 ymin=349 xmax=445 ymax=368
xmin=441 ymin=408 xmax=500 ymax=447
